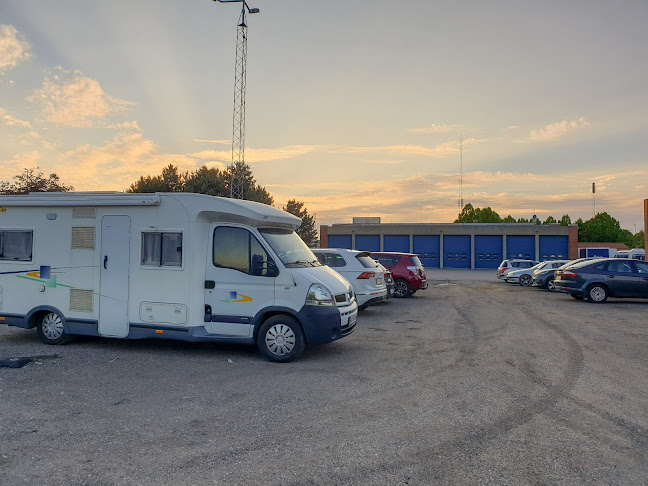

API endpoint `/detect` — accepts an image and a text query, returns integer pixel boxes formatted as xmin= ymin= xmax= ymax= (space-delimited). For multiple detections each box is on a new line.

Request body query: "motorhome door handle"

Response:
xmin=104 ymin=256 xmax=108 ymax=269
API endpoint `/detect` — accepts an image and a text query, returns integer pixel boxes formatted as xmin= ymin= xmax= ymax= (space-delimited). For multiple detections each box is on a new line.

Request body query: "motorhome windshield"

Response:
xmin=258 ymin=228 xmax=320 ymax=267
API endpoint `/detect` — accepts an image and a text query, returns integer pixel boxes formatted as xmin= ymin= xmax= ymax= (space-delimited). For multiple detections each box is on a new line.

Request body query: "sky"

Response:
xmin=1 ymin=0 xmax=647 ymax=232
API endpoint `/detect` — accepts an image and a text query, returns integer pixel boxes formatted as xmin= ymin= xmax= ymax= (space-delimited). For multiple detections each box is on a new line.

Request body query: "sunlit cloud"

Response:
xmin=192 ymin=144 xmax=334 ymax=163
xmin=527 ymin=117 xmax=590 ymax=142
xmin=27 ymin=67 xmax=134 ymax=127
xmin=409 ymin=123 xmax=462 ymax=134
xmin=55 ymin=132 xmax=202 ymax=191
xmin=107 ymin=121 xmax=141 ymax=132
xmin=348 ymin=138 xmax=485 ymax=158
xmin=0 ymin=25 xmax=31 ymax=74
xmin=360 ymin=159 xmax=405 ymax=165
xmin=0 ymin=107 xmax=32 ymax=129
xmin=0 ymin=107 xmax=54 ymax=149
xmin=194 ymin=139 xmax=231 ymax=144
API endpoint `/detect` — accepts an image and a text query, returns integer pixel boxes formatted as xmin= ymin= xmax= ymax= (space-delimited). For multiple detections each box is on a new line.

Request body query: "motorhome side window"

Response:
xmin=213 ymin=227 xmax=272 ymax=276
xmin=0 ymin=230 xmax=33 ymax=261
xmin=141 ymin=232 xmax=182 ymax=266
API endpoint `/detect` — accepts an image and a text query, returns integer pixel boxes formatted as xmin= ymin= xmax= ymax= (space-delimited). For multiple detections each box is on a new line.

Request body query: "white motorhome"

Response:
xmin=0 ymin=192 xmax=357 ymax=362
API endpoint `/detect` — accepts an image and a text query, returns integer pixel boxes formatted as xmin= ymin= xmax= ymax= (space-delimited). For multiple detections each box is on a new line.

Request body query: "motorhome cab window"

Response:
xmin=0 ymin=230 xmax=33 ymax=261
xmin=213 ymin=227 xmax=272 ymax=276
xmin=141 ymin=232 xmax=182 ymax=266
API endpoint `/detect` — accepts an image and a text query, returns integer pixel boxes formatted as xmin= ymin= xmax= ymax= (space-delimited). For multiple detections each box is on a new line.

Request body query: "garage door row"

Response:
xmin=326 ymin=234 xmax=569 ymax=269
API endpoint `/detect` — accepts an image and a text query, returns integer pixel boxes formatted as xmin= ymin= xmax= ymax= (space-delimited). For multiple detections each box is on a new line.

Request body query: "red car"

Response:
xmin=370 ymin=252 xmax=427 ymax=298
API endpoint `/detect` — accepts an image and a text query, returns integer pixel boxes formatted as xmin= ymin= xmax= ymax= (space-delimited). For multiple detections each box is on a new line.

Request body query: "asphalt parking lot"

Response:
xmin=1 ymin=271 xmax=647 ymax=486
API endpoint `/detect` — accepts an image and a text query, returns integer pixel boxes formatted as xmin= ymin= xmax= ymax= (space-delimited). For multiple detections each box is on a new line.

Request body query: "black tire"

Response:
xmin=393 ymin=279 xmax=411 ymax=298
xmin=36 ymin=311 xmax=70 ymax=345
xmin=570 ymin=294 xmax=584 ymax=300
xmin=257 ymin=315 xmax=305 ymax=362
xmin=519 ymin=274 xmax=532 ymax=287
xmin=546 ymin=278 xmax=556 ymax=292
xmin=586 ymin=284 xmax=608 ymax=303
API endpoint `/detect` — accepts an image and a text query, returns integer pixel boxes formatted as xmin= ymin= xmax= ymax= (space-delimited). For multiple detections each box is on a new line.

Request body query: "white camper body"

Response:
xmin=0 ymin=193 xmax=357 ymax=361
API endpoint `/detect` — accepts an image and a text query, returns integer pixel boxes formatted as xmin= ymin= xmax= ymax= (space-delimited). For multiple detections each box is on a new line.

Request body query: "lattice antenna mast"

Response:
xmin=214 ymin=0 xmax=259 ymax=198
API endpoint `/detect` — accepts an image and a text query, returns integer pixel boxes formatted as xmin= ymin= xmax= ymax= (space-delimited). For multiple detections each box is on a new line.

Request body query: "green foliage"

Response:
xmin=454 ymin=203 xmax=503 ymax=223
xmin=0 ymin=167 xmax=73 ymax=194
xmin=577 ymin=212 xmax=626 ymax=243
xmin=559 ymin=214 xmax=572 ymax=226
xmin=543 ymin=216 xmax=557 ymax=225
xmin=503 ymin=215 xmax=516 ymax=223
xmin=283 ymin=199 xmax=318 ymax=247
xmin=127 ymin=162 xmax=274 ymax=205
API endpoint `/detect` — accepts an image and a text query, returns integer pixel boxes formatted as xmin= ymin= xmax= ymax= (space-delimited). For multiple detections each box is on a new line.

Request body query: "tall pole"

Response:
xmin=214 ymin=0 xmax=259 ymax=199
xmin=459 ymin=131 xmax=463 ymax=209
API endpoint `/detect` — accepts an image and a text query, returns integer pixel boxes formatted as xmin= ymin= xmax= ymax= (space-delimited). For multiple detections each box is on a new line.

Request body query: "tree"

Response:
xmin=127 ymin=162 xmax=274 ymax=205
xmin=577 ymin=212 xmax=624 ymax=242
xmin=454 ymin=203 xmax=502 ymax=223
xmin=0 ymin=167 xmax=73 ymax=194
xmin=128 ymin=164 xmax=186 ymax=193
xmin=503 ymin=215 xmax=516 ymax=223
xmin=283 ymin=199 xmax=317 ymax=247
xmin=543 ymin=216 xmax=557 ymax=225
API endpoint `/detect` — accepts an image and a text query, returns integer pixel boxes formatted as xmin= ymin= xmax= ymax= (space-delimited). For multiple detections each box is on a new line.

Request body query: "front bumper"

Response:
xmin=297 ymin=302 xmax=358 ymax=344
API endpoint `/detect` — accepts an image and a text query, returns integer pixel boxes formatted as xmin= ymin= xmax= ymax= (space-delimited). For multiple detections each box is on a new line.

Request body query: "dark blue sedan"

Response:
xmin=554 ymin=258 xmax=648 ymax=303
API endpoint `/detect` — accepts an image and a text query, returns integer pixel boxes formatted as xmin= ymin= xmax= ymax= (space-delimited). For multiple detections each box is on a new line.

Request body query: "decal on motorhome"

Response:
xmin=222 ymin=291 xmax=253 ymax=304
xmin=0 ymin=265 xmax=74 ymax=289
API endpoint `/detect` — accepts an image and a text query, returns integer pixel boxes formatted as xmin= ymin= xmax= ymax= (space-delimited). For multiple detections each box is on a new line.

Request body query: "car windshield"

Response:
xmin=356 ymin=254 xmax=378 ymax=268
xmin=535 ymin=262 xmax=548 ymax=270
xmin=258 ymin=228 xmax=320 ymax=267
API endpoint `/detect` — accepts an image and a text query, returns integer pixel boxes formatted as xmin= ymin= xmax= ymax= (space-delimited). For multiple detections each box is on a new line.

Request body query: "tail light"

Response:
xmin=499 ymin=267 xmax=507 ymax=274
xmin=561 ymin=270 xmax=578 ymax=278
xmin=357 ymin=272 xmax=375 ymax=279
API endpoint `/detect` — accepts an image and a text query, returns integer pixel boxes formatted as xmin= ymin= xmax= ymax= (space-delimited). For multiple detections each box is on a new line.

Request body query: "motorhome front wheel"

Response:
xmin=258 ymin=315 xmax=305 ymax=363
xmin=37 ymin=312 xmax=70 ymax=345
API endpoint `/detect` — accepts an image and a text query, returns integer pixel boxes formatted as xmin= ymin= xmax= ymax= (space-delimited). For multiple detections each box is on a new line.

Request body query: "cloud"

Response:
xmin=528 ymin=117 xmax=590 ymax=142
xmin=348 ymin=139 xmax=485 ymax=158
xmin=192 ymin=144 xmax=333 ymax=163
xmin=194 ymin=139 xmax=231 ymax=145
xmin=107 ymin=121 xmax=141 ymax=132
xmin=0 ymin=25 xmax=31 ymax=74
xmin=409 ymin=124 xmax=462 ymax=134
xmin=0 ymin=107 xmax=33 ymax=129
xmin=27 ymin=67 xmax=134 ymax=127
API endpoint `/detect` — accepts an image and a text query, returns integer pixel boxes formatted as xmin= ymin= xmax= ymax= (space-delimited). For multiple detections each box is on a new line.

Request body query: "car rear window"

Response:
xmin=374 ymin=256 xmax=398 ymax=267
xmin=356 ymin=255 xmax=378 ymax=268
xmin=409 ymin=256 xmax=423 ymax=268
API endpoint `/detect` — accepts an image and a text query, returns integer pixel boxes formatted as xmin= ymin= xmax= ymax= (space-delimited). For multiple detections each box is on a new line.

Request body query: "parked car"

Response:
xmin=496 ymin=259 xmax=539 ymax=280
xmin=312 ymin=249 xmax=387 ymax=310
xmin=614 ymin=249 xmax=646 ymax=260
xmin=375 ymin=261 xmax=394 ymax=298
xmin=504 ymin=262 xmax=544 ymax=286
xmin=370 ymin=252 xmax=427 ymax=298
xmin=554 ymin=258 xmax=648 ymax=303
xmin=528 ymin=260 xmax=572 ymax=290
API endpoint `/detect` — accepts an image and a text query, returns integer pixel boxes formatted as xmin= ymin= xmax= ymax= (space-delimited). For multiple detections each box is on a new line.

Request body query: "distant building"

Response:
xmin=320 ymin=221 xmax=578 ymax=269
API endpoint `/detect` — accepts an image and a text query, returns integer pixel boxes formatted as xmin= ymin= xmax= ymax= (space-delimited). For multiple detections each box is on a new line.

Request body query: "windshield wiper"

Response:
xmin=285 ymin=260 xmax=317 ymax=267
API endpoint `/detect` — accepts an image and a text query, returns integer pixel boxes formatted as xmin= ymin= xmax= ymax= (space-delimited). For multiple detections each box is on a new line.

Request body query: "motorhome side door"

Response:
xmin=99 ymin=215 xmax=131 ymax=338
xmin=204 ymin=225 xmax=276 ymax=337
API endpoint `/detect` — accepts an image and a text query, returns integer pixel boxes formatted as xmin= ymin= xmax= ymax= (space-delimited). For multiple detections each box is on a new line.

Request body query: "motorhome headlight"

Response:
xmin=305 ymin=283 xmax=336 ymax=306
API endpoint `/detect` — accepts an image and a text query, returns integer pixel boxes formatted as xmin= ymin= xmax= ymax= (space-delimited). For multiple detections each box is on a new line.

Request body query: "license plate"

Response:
xmin=376 ymin=278 xmax=382 ymax=285
xmin=348 ymin=313 xmax=357 ymax=326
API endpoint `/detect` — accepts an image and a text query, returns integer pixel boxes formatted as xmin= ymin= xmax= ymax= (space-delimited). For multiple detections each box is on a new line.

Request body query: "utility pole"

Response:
xmin=214 ymin=0 xmax=259 ymax=198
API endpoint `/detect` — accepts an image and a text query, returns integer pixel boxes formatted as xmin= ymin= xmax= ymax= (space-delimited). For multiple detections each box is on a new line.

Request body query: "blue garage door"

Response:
xmin=413 ymin=235 xmax=440 ymax=268
xmin=474 ymin=235 xmax=502 ymax=268
xmin=539 ymin=235 xmax=568 ymax=261
xmin=507 ymin=235 xmax=535 ymax=260
xmin=355 ymin=235 xmax=380 ymax=252
xmin=444 ymin=235 xmax=471 ymax=268
xmin=384 ymin=235 xmax=410 ymax=253
xmin=328 ymin=234 xmax=352 ymax=249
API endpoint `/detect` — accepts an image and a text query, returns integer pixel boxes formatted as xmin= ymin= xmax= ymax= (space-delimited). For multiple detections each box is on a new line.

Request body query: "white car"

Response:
xmin=313 ymin=248 xmax=388 ymax=310
xmin=506 ymin=260 xmax=570 ymax=286
xmin=496 ymin=259 xmax=539 ymax=279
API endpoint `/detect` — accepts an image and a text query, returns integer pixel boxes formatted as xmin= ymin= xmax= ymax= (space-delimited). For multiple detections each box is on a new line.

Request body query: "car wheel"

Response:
xmin=257 ymin=315 xmax=305 ymax=362
xmin=570 ymin=294 xmax=584 ymax=300
xmin=519 ymin=274 xmax=532 ymax=287
xmin=546 ymin=279 xmax=556 ymax=292
xmin=586 ymin=284 xmax=608 ymax=303
xmin=36 ymin=311 xmax=69 ymax=345
xmin=393 ymin=279 xmax=411 ymax=298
